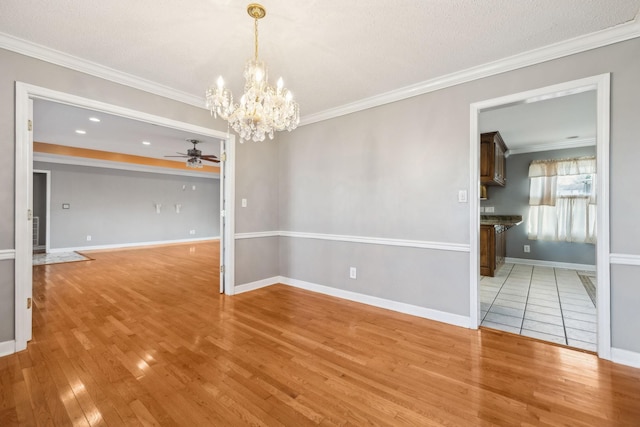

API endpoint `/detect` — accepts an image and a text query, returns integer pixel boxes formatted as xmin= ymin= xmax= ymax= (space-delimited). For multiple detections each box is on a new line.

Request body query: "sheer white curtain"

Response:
xmin=527 ymin=157 xmax=596 ymax=244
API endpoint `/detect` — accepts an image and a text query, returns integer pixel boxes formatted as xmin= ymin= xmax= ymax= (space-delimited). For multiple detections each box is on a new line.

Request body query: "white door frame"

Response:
xmin=14 ymin=82 xmax=236 ymax=352
xmin=468 ymin=74 xmax=611 ymax=359
xmin=32 ymin=169 xmax=51 ymax=253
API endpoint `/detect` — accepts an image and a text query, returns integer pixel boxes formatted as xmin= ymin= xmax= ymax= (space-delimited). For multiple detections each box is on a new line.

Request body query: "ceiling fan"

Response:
xmin=165 ymin=139 xmax=220 ymax=166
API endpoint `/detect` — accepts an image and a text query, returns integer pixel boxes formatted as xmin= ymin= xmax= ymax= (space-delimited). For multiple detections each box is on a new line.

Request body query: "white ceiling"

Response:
xmin=1 ymin=1 xmax=639 ymax=116
xmin=2 ymin=1 xmax=636 ymax=158
xmin=33 ymin=100 xmax=221 ymax=161
xmin=480 ymin=90 xmax=597 ymax=153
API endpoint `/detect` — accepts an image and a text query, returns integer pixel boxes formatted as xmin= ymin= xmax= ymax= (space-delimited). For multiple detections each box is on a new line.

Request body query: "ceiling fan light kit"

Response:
xmin=206 ymin=3 xmax=300 ymax=142
xmin=164 ymin=139 xmax=219 ymax=169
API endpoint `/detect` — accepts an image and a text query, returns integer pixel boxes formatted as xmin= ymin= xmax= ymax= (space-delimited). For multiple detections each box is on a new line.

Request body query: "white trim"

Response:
xmin=469 ymin=109 xmax=481 ymax=328
xmin=469 ymin=73 xmax=611 ymax=360
xmin=48 ymin=237 xmax=219 ymax=253
xmin=280 ymin=231 xmax=469 ymax=252
xmin=505 ymin=257 xmax=596 ymax=272
xmin=234 ymin=277 xmax=279 ymax=294
xmin=222 ymin=134 xmax=236 ymax=296
xmin=34 ymin=153 xmax=220 ymax=179
xmin=506 ymin=137 xmax=596 ymax=157
xmin=14 ymin=82 xmax=235 ymax=353
xmin=0 ymin=340 xmax=16 ymax=357
xmin=301 ymin=19 xmax=639 ymax=126
xmin=281 ymin=277 xmax=471 ymax=328
xmin=235 ymin=231 xmax=281 ymax=240
xmin=611 ymin=347 xmax=640 ymax=369
xmin=610 ymin=253 xmax=640 ymax=266
xmin=235 ymin=230 xmax=470 ymax=252
xmin=0 ymin=32 xmax=204 ymax=108
xmin=596 ymin=73 xmax=612 ymax=360
xmin=0 ymin=250 xmax=16 ymax=261
xmin=15 ymin=82 xmax=32 ymax=351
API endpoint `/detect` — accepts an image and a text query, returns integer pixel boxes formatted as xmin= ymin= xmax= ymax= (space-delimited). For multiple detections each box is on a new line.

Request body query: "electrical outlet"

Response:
xmin=524 ymin=245 xmax=530 ymax=253
xmin=241 ymin=198 xmax=247 ymax=208
xmin=190 ymin=229 xmax=196 ymax=235
xmin=86 ymin=235 xmax=92 ymax=241
xmin=485 ymin=206 xmax=495 ymax=213
xmin=349 ymin=267 xmax=357 ymax=279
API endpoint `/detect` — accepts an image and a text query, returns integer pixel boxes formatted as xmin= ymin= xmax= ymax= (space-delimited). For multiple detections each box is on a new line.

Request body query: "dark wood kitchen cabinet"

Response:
xmin=480 ymin=131 xmax=507 ymax=186
xmin=480 ymin=224 xmax=506 ymax=277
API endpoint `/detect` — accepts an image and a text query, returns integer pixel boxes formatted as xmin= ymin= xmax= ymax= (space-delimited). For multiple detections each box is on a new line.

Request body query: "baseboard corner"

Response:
xmin=233 ymin=276 xmax=281 ymax=295
xmin=611 ymin=347 xmax=640 ymax=369
xmin=0 ymin=340 xmax=16 ymax=357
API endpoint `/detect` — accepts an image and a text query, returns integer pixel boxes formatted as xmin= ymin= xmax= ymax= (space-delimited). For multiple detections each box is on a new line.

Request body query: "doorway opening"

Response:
xmin=32 ymin=170 xmax=50 ymax=254
xmin=469 ymin=74 xmax=611 ymax=359
xmin=14 ymin=82 xmax=236 ymax=353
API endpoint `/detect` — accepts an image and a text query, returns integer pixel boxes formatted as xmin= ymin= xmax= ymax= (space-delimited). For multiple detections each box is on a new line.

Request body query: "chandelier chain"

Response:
xmin=254 ymin=17 xmax=259 ymax=60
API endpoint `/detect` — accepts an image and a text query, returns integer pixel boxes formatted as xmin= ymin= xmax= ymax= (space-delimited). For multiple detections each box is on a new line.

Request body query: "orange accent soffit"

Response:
xmin=33 ymin=142 xmax=220 ymax=174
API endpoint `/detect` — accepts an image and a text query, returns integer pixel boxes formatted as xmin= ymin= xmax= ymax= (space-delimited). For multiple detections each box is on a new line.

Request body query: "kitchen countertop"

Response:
xmin=480 ymin=215 xmax=523 ymax=227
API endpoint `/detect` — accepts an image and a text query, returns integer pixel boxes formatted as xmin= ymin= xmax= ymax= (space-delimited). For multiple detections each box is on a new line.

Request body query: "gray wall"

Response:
xmin=276 ymin=37 xmax=640 ymax=353
xmin=481 ymin=146 xmax=596 ymax=265
xmin=2 ymin=36 xmax=640 ymax=356
xmin=33 ymin=172 xmax=47 ymax=248
xmin=0 ymin=262 xmax=14 ymax=340
xmin=34 ymin=162 xmax=219 ymax=249
xmin=234 ymin=136 xmax=281 ymax=284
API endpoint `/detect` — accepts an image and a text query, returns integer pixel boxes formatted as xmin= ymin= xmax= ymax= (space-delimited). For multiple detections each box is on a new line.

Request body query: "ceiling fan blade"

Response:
xmin=201 ymin=157 xmax=220 ymax=163
xmin=164 ymin=155 xmax=189 ymax=158
xmin=201 ymin=154 xmax=219 ymax=159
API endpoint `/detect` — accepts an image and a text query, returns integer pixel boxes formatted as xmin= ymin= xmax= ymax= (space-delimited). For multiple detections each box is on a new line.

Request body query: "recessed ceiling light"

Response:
xmin=89 ymin=117 xmax=101 ymax=122
xmin=75 ymin=130 xmax=86 ymax=135
xmin=142 ymin=141 xmax=151 ymax=145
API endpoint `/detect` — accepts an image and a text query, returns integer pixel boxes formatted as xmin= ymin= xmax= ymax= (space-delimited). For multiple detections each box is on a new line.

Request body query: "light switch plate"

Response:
xmin=458 ymin=190 xmax=468 ymax=203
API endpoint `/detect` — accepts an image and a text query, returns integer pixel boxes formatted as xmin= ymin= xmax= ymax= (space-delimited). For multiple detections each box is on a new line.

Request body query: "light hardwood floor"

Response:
xmin=1 ymin=241 xmax=639 ymax=425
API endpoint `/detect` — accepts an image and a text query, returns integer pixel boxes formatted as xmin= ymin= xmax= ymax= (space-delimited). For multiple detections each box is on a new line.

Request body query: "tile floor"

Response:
xmin=480 ymin=263 xmax=597 ymax=352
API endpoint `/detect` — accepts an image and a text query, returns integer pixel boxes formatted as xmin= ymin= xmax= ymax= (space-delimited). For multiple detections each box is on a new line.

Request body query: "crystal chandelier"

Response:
xmin=206 ymin=3 xmax=300 ymax=142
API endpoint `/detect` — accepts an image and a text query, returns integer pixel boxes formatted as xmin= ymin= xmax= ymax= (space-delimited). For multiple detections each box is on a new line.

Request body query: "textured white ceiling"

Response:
xmin=1 ymin=0 xmax=639 ymax=117
xmin=480 ymin=91 xmax=597 ymax=152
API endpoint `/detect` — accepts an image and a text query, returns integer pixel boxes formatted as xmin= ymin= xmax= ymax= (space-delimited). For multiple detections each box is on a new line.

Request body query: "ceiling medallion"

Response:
xmin=206 ymin=3 xmax=300 ymax=142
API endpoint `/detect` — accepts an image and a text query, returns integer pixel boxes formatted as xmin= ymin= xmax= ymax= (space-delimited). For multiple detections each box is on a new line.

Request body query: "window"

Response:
xmin=527 ymin=157 xmax=596 ymax=244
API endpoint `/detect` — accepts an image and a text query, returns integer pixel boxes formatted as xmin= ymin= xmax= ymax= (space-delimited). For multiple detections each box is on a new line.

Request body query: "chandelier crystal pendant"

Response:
xmin=206 ymin=3 xmax=300 ymax=142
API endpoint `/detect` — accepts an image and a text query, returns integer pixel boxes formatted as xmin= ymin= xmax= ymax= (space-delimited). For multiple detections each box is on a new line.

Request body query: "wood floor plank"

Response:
xmin=1 ymin=241 xmax=639 ymax=426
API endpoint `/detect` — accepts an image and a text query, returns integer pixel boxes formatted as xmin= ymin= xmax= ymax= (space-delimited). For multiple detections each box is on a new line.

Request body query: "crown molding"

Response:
xmin=506 ymin=137 xmax=596 ymax=156
xmin=2 ymin=15 xmax=638 ymax=124
xmin=0 ymin=32 xmax=205 ymax=108
xmin=300 ymin=18 xmax=640 ymax=126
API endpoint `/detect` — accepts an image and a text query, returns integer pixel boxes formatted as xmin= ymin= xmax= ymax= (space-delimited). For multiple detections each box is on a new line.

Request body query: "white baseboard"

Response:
xmin=49 ymin=236 xmax=220 ymax=253
xmin=233 ymin=277 xmax=279 ymax=295
xmin=280 ymin=277 xmax=471 ymax=328
xmin=0 ymin=340 xmax=16 ymax=357
xmin=611 ymin=347 xmax=640 ymax=369
xmin=505 ymin=257 xmax=596 ymax=271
